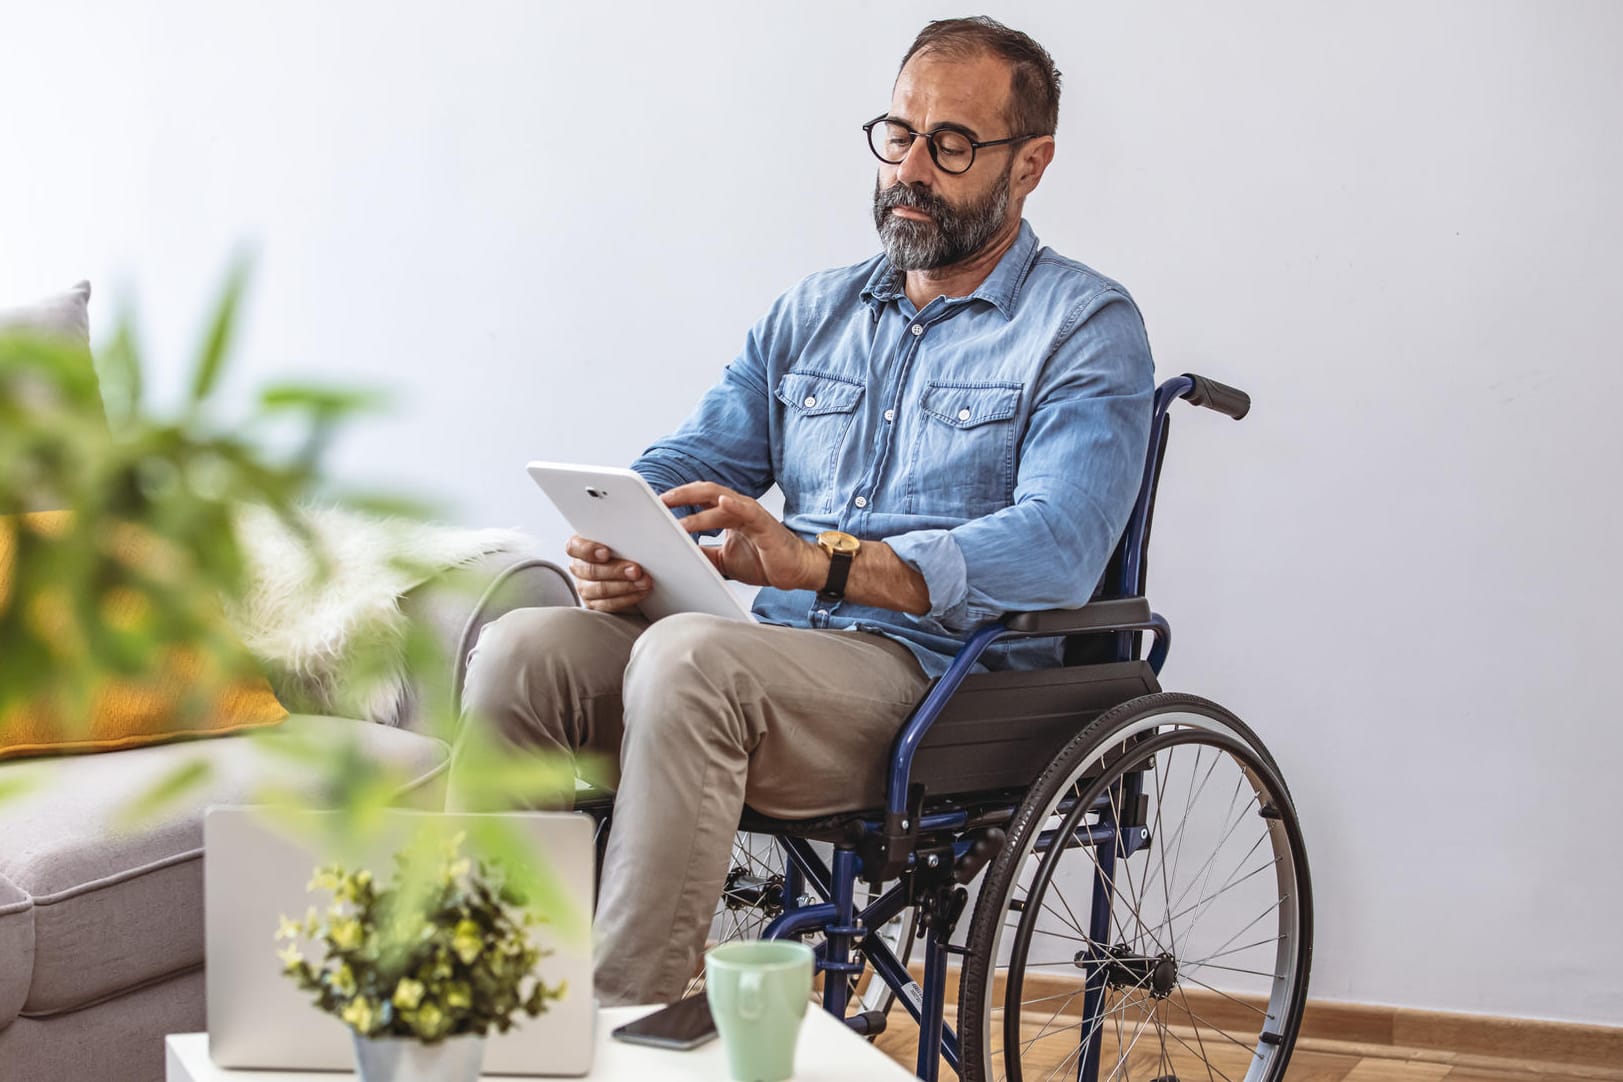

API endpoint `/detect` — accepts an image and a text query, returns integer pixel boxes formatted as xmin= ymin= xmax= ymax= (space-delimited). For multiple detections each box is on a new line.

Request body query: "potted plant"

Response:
xmin=278 ymin=830 xmax=564 ymax=1082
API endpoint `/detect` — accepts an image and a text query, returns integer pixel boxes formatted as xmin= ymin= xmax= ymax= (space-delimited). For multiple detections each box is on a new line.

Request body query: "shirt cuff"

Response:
xmin=885 ymin=529 xmax=969 ymax=628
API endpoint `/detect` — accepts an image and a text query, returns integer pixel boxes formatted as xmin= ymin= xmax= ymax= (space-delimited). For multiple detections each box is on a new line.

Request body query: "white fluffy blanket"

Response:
xmin=228 ymin=503 xmax=532 ymax=724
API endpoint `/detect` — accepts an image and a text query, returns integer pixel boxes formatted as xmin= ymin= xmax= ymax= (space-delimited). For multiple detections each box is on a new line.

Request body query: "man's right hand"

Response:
xmin=566 ymin=534 xmax=653 ymax=614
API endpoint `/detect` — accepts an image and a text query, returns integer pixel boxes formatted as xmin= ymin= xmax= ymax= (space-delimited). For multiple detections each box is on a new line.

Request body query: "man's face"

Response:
xmin=872 ymin=51 xmax=1022 ymax=271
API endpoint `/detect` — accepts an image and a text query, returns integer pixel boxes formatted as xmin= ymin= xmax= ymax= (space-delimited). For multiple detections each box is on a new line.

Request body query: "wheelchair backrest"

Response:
xmin=1068 ymin=375 xmax=1242 ymax=665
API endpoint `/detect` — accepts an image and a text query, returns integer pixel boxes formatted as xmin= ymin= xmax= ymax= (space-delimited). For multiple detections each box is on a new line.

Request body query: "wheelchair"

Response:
xmin=702 ymin=373 xmax=1313 ymax=1082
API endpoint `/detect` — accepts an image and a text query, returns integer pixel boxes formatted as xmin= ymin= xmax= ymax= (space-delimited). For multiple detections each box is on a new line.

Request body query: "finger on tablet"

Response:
xmin=661 ymin=481 xmax=727 ymax=508
xmin=579 ymin=577 xmax=653 ymax=601
xmin=571 ymin=558 xmax=643 ymax=582
xmin=566 ymin=534 xmax=614 ymax=563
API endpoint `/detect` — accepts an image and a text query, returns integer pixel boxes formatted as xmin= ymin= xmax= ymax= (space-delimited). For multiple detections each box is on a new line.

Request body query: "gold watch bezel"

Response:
xmin=817 ymin=530 xmax=862 ymax=557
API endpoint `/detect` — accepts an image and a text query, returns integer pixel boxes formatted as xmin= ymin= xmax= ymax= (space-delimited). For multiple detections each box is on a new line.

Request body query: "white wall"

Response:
xmin=3 ymin=0 xmax=1620 ymax=1026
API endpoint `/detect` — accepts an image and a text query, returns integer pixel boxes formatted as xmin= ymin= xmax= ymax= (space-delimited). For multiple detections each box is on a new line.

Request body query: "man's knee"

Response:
xmin=466 ymin=605 xmax=576 ymax=681
xmin=622 ymin=613 xmax=758 ymax=736
xmin=461 ymin=606 xmax=620 ymax=711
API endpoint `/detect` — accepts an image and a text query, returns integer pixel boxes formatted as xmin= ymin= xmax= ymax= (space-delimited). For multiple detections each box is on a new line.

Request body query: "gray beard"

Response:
xmin=872 ymin=166 xmax=1012 ymax=271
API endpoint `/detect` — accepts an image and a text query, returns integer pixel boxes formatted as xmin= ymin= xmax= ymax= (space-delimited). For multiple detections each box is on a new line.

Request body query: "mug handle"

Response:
xmin=737 ymin=970 xmax=765 ymax=1021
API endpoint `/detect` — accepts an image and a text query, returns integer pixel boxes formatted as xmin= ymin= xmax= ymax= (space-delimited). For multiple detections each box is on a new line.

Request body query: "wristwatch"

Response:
xmin=816 ymin=530 xmax=862 ymax=602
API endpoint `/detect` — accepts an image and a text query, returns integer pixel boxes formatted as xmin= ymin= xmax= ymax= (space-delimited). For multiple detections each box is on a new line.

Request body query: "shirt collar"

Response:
xmin=860 ymin=219 xmax=1040 ymax=322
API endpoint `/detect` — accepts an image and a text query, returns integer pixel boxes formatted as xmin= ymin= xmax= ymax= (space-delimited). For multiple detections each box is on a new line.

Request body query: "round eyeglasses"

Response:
xmin=862 ymin=114 xmax=1044 ymax=176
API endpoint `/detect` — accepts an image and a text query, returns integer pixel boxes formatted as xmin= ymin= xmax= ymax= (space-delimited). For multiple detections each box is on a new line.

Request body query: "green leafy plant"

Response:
xmin=278 ymin=831 xmax=564 ymax=1042
xmin=1 ymin=265 xmax=576 ymax=815
xmin=1 ymin=261 xmax=585 ymax=978
xmin=0 ymin=263 xmax=384 ymax=743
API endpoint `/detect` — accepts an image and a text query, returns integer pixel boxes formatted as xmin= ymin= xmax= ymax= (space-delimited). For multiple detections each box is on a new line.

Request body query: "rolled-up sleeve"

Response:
xmin=887 ymin=291 xmax=1154 ymax=629
xmin=632 ymin=316 xmax=777 ymax=502
xmin=887 ymin=527 xmax=970 ymax=626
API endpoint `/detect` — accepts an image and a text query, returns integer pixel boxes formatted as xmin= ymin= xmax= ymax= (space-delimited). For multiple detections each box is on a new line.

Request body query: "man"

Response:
xmin=453 ymin=16 xmax=1154 ymax=1006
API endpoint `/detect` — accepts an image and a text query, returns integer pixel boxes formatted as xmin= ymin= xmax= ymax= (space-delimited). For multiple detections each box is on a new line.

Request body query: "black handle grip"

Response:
xmin=1179 ymin=373 xmax=1251 ymax=420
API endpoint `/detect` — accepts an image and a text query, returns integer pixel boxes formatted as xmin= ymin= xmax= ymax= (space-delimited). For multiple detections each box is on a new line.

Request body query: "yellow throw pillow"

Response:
xmin=0 ymin=510 xmax=288 ymax=760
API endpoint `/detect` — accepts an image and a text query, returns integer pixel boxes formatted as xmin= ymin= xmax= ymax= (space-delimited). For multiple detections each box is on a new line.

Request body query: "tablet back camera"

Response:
xmin=585 ymin=486 xmax=606 ymax=499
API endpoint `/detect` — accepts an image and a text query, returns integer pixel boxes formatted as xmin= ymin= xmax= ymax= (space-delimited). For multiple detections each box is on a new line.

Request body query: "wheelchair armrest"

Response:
xmin=1001 ymin=597 xmax=1152 ymax=636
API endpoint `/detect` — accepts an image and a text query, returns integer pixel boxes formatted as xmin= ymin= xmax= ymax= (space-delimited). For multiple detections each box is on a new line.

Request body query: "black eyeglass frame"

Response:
xmin=862 ymin=113 xmax=1047 ymax=175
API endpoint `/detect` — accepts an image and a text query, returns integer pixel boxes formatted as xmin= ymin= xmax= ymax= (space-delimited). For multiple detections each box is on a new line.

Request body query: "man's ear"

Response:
xmin=1013 ymin=137 xmax=1056 ymax=200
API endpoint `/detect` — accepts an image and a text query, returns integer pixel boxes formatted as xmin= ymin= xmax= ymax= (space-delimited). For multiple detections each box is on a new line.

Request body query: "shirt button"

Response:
xmin=804 ymin=395 xmax=817 ymax=408
xmin=854 ymin=496 xmax=868 ymax=508
xmin=815 ymin=609 xmax=829 ymax=619
xmin=958 ymin=408 xmax=972 ymax=422
xmin=883 ymin=408 xmax=895 ymax=422
xmin=910 ymin=324 xmax=923 ymax=336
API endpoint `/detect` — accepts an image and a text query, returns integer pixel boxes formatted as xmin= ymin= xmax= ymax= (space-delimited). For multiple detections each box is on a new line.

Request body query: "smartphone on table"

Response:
xmin=610 ymin=992 xmax=718 ymax=1051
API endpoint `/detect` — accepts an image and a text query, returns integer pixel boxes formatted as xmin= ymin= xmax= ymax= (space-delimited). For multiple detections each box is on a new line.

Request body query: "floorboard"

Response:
xmin=870 ymin=1010 xmax=1618 ymax=1081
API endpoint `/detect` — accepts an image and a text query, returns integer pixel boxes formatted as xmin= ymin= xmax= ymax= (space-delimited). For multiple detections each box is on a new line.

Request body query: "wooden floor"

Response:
xmin=850 ymin=968 xmax=1621 ymax=1082
xmin=871 ymin=1011 xmax=1621 ymax=1081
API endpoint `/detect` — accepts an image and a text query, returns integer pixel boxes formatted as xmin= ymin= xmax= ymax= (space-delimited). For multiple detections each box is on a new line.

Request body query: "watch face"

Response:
xmin=818 ymin=530 xmax=861 ymax=555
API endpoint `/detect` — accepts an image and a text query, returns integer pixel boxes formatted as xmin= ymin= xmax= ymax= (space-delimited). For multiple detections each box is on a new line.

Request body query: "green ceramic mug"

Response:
xmin=703 ymin=939 xmax=815 ymax=1082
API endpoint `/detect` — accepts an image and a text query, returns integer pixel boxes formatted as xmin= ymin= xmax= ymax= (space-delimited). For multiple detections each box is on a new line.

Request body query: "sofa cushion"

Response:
xmin=0 ymin=511 xmax=292 ymax=761
xmin=0 ymin=716 xmax=448 ymax=1016
xmin=0 ymin=281 xmax=106 ymax=464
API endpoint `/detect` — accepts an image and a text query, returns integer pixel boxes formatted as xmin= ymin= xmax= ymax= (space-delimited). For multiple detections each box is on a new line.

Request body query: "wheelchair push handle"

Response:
xmin=1178 ymin=372 xmax=1251 ymax=420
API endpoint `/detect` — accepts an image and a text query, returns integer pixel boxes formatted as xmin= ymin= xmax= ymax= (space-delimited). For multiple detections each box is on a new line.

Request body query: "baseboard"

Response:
xmin=895 ymin=961 xmax=1623 ymax=1074
xmin=1293 ymin=998 xmax=1623 ymax=1075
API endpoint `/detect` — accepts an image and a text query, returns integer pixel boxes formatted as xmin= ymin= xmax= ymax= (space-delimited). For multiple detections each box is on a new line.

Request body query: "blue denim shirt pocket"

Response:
xmin=774 ymin=369 xmax=866 ymax=514
xmin=907 ymin=380 xmax=1023 ymax=516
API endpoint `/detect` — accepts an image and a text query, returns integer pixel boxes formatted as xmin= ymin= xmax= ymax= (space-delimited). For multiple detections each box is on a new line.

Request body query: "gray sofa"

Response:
xmin=0 ymin=282 xmax=582 ymax=1081
xmin=0 ymin=549 xmax=579 ymax=1082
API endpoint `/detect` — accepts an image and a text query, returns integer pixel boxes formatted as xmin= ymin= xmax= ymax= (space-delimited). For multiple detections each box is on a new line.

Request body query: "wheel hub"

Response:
xmin=721 ymin=867 xmax=784 ymax=913
xmin=1089 ymin=944 xmax=1180 ymax=1000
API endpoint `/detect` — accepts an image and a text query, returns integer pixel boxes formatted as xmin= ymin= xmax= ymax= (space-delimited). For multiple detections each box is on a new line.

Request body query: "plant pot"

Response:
xmin=351 ymin=1031 xmax=487 ymax=1082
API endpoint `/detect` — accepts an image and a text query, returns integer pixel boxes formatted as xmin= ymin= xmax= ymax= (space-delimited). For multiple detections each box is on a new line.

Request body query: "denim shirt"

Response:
xmin=632 ymin=220 xmax=1154 ymax=678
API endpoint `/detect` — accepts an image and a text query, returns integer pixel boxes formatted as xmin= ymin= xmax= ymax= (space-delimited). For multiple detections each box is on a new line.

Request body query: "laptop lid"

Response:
xmin=205 ymin=807 xmax=595 ymax=1076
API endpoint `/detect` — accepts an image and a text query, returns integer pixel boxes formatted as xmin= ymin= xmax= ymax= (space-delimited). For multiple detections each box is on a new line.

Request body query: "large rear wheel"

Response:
xmin=960 ymin=693 xmax=1312 ymax=1082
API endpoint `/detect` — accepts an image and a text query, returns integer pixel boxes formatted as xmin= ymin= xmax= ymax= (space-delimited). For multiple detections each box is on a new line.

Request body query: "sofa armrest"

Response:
xmin=0 ymin=872 xmax=32 ymax=1032
xmin=390 ymin=551 xmax=579 ymax=736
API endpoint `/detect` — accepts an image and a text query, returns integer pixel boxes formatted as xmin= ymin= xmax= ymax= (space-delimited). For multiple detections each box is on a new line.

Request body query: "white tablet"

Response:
xmin=527 ymin=462 xmax=757 ymax=623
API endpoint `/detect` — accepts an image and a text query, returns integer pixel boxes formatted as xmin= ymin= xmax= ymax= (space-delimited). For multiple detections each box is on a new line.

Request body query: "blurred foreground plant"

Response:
xmin=0 ymin=262 xmax=383 ymax=735
xmin=0 ymin=262 xmax=584 ymax=940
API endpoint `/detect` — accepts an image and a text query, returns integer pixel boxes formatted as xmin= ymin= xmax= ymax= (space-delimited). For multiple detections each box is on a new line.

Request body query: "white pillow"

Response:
xmin=0 ymin=280 xmax=92 ymax=344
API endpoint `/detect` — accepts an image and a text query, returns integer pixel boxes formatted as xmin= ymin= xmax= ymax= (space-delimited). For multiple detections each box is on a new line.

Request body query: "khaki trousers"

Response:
xmin=448 ymin=607 xmax=928 ymax=1006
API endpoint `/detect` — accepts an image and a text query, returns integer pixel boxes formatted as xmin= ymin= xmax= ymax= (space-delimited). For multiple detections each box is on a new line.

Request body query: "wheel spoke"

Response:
xmin=1185 ymin=933 xmax=1284 ymax=968
xmin=1181 ymin=960 xmax=1280 ymax=980
xmin=1162 ymin=772 xmax=1250 ymax=924
xmin=1102 ymin=994 xmax=1158 ymax=1082
xmin=1161 ymin=1013 xmax=1234 ymax=1082
xmin=1177 ymin=828 xmax=1271 ymax=956
xmin=1151 ymin=745 xmax=1180 ymax=960
xmin=1108 ymin=781 xmax=1172 ymax=958
xmin=1166 ymin=857 xmax=1281 ymax=939
xmin=1177 ymin=972 xmax=1268 ymax=1019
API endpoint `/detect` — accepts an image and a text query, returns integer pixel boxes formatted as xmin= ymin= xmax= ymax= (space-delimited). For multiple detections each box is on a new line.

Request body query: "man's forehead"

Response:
xmin=889 ymin=50 xmax=1013 ymax=132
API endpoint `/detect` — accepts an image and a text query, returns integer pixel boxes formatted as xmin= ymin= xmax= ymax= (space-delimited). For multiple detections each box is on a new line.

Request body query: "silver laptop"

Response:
xmin=204 ymin=807 xmax=596 ymax=1076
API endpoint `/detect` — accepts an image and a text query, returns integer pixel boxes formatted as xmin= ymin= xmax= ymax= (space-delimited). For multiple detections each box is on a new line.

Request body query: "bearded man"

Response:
xmin=451 ymin=16 xmax=1155 ymax=1006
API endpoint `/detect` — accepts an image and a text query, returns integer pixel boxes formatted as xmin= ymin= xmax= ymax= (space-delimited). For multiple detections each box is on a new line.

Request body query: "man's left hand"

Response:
xmin=662 ymin=482 xmax=823 ymax=592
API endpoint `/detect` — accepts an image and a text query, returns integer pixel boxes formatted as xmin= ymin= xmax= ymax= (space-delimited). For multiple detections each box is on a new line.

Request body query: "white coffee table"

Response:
xmin=166 ymin=1004 xmax=917 ymax=1081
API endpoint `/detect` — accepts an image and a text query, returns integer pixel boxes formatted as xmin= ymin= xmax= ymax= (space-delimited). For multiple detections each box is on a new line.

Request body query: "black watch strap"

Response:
xmin=818 ymin=551 xmax=854 ymax=601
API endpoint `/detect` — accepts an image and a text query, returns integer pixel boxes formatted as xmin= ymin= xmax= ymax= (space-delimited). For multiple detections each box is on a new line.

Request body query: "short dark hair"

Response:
xmin=899 ymin=16 xmax=1062 ymax=138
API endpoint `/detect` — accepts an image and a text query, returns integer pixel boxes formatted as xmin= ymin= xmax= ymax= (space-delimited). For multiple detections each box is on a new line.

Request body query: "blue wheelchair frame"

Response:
xmin=751 ymin=374 xmax=1248 ymax=1081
